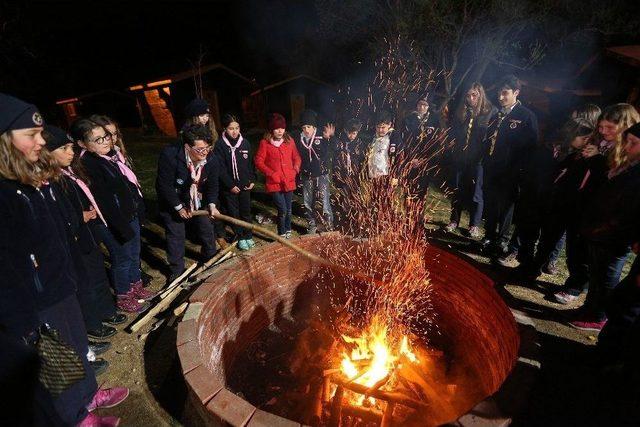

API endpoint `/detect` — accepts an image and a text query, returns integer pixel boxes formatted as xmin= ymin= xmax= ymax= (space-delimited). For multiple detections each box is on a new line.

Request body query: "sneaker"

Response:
xmin=103 ymin=313 xmax=127 ymax=325
xmin=117 ymin=292 xmax=149 ymax=313
xmin=285 ymin=231 xmax=292 ymax=239
xmin=247 ymin=238 xmax=256 ymax=248
xmin=307 ymin=226 xmax=317 ymax=235
xmin=87 ymin=387 xmax=130 ymax=412
xmin=497 ymin=251 xmax=518 ymax=267
xmin=569 ymin=318 xmax=607 ymax=332
xmin=78 ymin=412 xmax=120 ymax=427
xmin=88 ymin=341 xmax=111 ymax=356
xmin=445 ymin=222 xmax=458 ymax=233
xmin=237 ymin=239 xmax=250 ymax=251
xmin=130 ymin=280 xmax=155 ymax=301
xmin=87 ymin=324 xmax=117 ymax=339
xmin=542 ymin=260 xmax=558 ymax=275
xmin=554 ymin=291 xmax=579 ymax=305
xmin=469 ymin=226 xmax=482 ymax=239
xmin=90 ymin=358 xmax=109 ymax=376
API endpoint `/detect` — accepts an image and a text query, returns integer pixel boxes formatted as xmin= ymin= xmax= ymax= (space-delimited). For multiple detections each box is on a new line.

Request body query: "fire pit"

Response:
xmin=177 ymin=233 xmax=521 ymax=426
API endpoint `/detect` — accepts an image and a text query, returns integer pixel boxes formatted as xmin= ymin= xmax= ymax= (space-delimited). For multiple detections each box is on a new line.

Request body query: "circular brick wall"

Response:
xmin=176 ymin=233 xmax=520 ymax=426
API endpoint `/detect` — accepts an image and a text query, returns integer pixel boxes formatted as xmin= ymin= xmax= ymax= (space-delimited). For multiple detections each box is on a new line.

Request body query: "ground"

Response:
xmin=94 ymin=131 xmax=638 ymax=426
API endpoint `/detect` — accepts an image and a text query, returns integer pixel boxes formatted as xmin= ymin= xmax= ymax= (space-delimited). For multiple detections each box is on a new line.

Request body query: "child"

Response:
xmin=182 ymin=98 xmax=219 ymax=144
xmin=254 ymin=113 xmax=302 ymax=238
xmin=295 ymin=109 xmax=334 ymax=233
xmin=367 ymin=110 xmax=402 ymax=181
xmin=333 ymin=119 xmax=367 ymax=186
xmin=570 ymin=122 xmax=640 ymax=332
xmin=71 ymin=118 xmax=153 ymax=313
xmin=0 ymin=93 xmax=128 ymax=427
xmin=403 ymin=94 xmax=438 ymax=139
xmin=156 ymin=124 xmax=220 ymax=282
xmin=43 ymin=125 xmax=127 ymax=348
xmin=214 ymin=113 xmax=256 ymax=250
xmin=445 ymin=83 xmax=496 ymax=238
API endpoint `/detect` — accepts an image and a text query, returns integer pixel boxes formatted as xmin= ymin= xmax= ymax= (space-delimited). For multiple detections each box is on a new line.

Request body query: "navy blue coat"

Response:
xmin=213 ymin=135 xmax=256 ymax=190
xmin=0 ymin=180 xmax=78 ymax=338
xmin=155 ymin=143 xmax=219 ymax=212
xmin=295 ymin=133 xmax=332 ymax=179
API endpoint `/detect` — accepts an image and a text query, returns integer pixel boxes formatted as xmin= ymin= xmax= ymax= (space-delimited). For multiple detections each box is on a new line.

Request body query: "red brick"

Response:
xmin=184 ymin=365 xmax=224 ymax=405
xmin=247 ymin=410 xmax=300 ymax=427
xmin=177 ymin=340 xmax=202 ymax=374
xmin=206 ymin=388 xmax=256 ymax=426
xmin=176 ymin=319 xmax=196 ymax=346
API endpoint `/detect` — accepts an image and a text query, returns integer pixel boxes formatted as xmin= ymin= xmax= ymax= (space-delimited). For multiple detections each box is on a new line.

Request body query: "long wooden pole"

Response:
xmin=193 ymin=211 xmax=383 ymax=286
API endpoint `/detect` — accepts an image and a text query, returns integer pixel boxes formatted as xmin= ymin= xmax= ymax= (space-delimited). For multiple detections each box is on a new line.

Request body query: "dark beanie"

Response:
xmin=624 ymin=122 xmax=640 ymax=139
xmin=268 ymin=113 xmax=287 ymax=131
xmin=43 ymin=125 xmax=74 ymax=151
xmin=300 ymin=109 xmax=318 ymax=127
xmin=184 ymin=98 xmax=209 ymax=118
xmin=0 ymin=93 xmax=44 ymax=134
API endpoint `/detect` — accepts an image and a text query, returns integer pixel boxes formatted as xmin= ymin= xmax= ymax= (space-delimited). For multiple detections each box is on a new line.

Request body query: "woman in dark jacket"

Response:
xmin=214 ymin=114 xmax=256 ymax=251
xmin=445 ymin=83 xmax=496 ymax=238
xmin=569 ymin=123 xmax=640 ymax=332
xmin=71 ymin=118 xmax=153 ymax=313
xmin=43 ymin=125 xmax=127 ymax=341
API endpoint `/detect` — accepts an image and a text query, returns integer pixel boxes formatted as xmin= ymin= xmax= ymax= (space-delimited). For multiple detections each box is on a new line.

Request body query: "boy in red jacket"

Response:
xmin=254 ymin=113 xmax=302 ymax=238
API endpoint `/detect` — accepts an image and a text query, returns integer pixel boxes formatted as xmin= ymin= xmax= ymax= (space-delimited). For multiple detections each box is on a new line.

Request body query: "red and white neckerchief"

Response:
xmin=222 ymin=132 xmax=243 ymax=181
xmin=185 ymin=148 xmax=206 ymax=211
xmin=300 ymin=131 xmax=320 ymax=162
xmin=269 ymin=138 xmax=284 ymax=147
xmin=62 ymin=167 xmax=107 ymax=225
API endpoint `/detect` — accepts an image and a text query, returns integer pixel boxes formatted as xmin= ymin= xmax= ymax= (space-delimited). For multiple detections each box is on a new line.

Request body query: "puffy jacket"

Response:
xmin=254 ymin=138 xmax=302 ymax=193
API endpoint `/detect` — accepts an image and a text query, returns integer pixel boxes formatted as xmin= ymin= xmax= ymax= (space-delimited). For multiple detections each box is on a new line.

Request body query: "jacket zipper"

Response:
xmin=30 ymin=254 xmax=43 ymax=293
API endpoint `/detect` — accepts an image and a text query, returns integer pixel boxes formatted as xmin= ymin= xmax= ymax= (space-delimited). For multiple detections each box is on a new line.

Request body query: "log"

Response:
xmin=340 ymin=402 xmax=383 ymax=423
xmin=190 ymin=250 xmax=235 ymax=282
xmin=381 ymin=402 xmax=396 ymax=427
xmin=331 ymin=376 xmax=429 ymax=411
xmin=156 ymin=262 xmax=198 ymax=299
xmin=328 ymin=385 xmax=344 ymax=427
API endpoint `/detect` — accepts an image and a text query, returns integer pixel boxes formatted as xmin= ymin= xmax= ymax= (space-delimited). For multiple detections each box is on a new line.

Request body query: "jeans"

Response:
xmin=302 ymin=174 xmax=334 ymax=229
xmin=584 ymin=242 xmax=631 ymax=321
xmin=449 ymin=162 xmax=484 ymax=227
xmin=483 ymin=181 xmax=516 ymax=248
xmin=272 ymin=191 xmax=293 ymax=235
xmin=95 ymin=218 xmax=141 ymax=295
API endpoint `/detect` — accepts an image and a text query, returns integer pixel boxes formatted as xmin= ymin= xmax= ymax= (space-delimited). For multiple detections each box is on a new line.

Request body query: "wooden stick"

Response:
xmin=187 ymin=241 xmax=238 ymax=282
xmin=331 ymin=376 xmax=429 ymax=411
xmin=156 ymin=262 xmax=198 ymax=298
xmin=381 ymin=402 xmax=396 ymax=427
xmin=328 ymin=385 xmax=344 ymax=427
xmin=192 ymin=211 xmax=385 ymax=287
xmin=190 ymin=251 xmax=235 ymax=282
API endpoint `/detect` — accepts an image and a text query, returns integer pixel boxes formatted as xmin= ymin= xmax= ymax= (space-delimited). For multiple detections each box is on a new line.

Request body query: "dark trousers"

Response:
xmin=584 ymin=242 xmax=631 ymax=321
xmin=271 ymin=191 xmax=293 ymax=235
xmin=221 ymin=190 xmax=253 ymax=240
xmin=159 ymin=210 xmax=216 ymax=275
xmin=38 ymin=294 xmax=97 ymax=425
xmin=449 ymin=162 xmax=484 ymax=227
xmin=95 ymin=218 xmax=141 ymax=295
xmin=76 ymin=247 xmax=116 ymax=331
xmin=599 ymin=255 xmax=640 ymax=363
xmin=483 ymin=180 xmax=516 ymax=247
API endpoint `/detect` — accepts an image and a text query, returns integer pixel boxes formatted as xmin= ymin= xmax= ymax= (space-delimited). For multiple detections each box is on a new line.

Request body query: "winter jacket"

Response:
xmin=333 ymin=134 xmax=368 ymax=185
xmin=155 ymin=143 xmax=220 ymax=212
xmin=254 ymin=138 xmax=302 ymax=193
xmin=295 ymin=132 xmax=332 ymax=179
xmin=450 ymin=106 xmax=497 ymax=168
xmin=213 ymin=133 xmax=256 ymax=190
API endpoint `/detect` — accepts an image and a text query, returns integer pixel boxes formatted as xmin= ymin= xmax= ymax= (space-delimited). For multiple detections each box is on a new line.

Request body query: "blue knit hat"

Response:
xmin=0 ymin=93 xmax=44 ymax=134
xmin=184 ymin=98 xmax=209 ymax=118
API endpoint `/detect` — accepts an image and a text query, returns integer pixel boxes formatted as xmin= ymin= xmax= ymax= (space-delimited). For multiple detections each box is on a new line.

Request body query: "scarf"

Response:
xmin=300 ymin=131 xmax=320 ymax=162
xmin=62 ymin=168 xmax=107 ymax=225
xmin=97 ymin=150 xmax=143 ymax=197
xmin=186 ymin=148 xmax=206 ymax=211
xmin=270 ymin=138 xmax=284 ymax=148
xmin=222 ymin=132 xmax=243 ymax=181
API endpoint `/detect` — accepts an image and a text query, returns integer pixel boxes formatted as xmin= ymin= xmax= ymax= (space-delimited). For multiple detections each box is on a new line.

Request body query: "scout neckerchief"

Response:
xmin=343 ymin=138 xmax=353 ymax=175
xmin=270 ymin=137 xmax=284 ymax=147
xmin=62 ymin=167 xmax=107 ymax=225
xmin=488 ymin=101 xmax=519 ymax=156
xmin=300 ymin=130 xmax=320 ymax=162
xmin=102 ymin=150 xmax=143 ymax=197
xmin=222 ymin=132 xmax=243 ymax=181
xmin=463 ymin=107 xmax=474 ymax=152
xmin=185 ymin=148 xmax=207 ymax=211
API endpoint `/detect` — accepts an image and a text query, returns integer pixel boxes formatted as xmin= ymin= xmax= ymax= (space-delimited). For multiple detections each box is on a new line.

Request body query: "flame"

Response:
xmin=338 ymin=317 xmax=418 ymax=406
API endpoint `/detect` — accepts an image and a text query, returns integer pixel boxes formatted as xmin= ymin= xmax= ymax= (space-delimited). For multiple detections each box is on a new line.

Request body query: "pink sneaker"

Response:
xmin=469 ymin=226 xmax=482 ymax=239
xmin=445 ymin=222 xmax=458 ymax=233
xmin=569 ymin=318 xmax=607 ymax=332
xmin=117 ymin=291 xmax=149 ymax=313
xmin=130 ymin=280 xmax=155 ymax=301
xmin=554 ymin=291 xmax=579 ymax=305
xmin=77 ymin=412 xmax=120 ymax=427
xmin=87 ymin=387 xmax=130 ymax=412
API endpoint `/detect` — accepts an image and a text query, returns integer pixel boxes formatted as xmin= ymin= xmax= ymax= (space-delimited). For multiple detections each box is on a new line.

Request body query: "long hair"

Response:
xmin=89 ymin=114 xmax=132 ymax=166
xmin=455 ymin=82 xmax=493 ymax=123
xmin=571 ymin=103 xmax=601 ymax=129
xmin=598 ymin=103 xmax=640 ymax=169
xmin=262 ymin=130 xmax=293 ymax=143
xmin=0 ymin=131 xmax=58 ymax=187
xmin=185 ymin=115 xmax=219 ymax=143
xmin=559 ymin=117 xmax=595 ymax=155
xmin=41 ymin=128 xmax=91 ymax=186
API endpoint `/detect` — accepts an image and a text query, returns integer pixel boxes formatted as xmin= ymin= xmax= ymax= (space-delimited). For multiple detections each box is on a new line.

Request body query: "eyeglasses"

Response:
xmin=190 ymin=146 xmax=211 ymax=155
xmin=89 ymin=134 xmax=112 ymax=145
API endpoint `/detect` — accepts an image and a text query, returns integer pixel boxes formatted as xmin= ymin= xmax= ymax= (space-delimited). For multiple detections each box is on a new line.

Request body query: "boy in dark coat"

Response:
xmin=481 ymin=75 xmax=539 ymax=260
xmin=156 ymin=124 xmax=220 ymax=281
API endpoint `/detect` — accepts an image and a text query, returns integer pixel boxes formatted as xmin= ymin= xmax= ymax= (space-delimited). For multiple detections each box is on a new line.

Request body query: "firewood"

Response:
xmin=365 ymin=371 xmax=392 ymax=397
xmin=328 ymin=385 xmax=344 ymax=427
xmin=340 ymin=402 xmax=383 ymax=423
xmin=331 ymin=376 xmax=429 ymax=411
xmin=396 ymin=364 xmax=456 ymax=419
xmin=381 ymin=402 xmax=396 ymax=427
